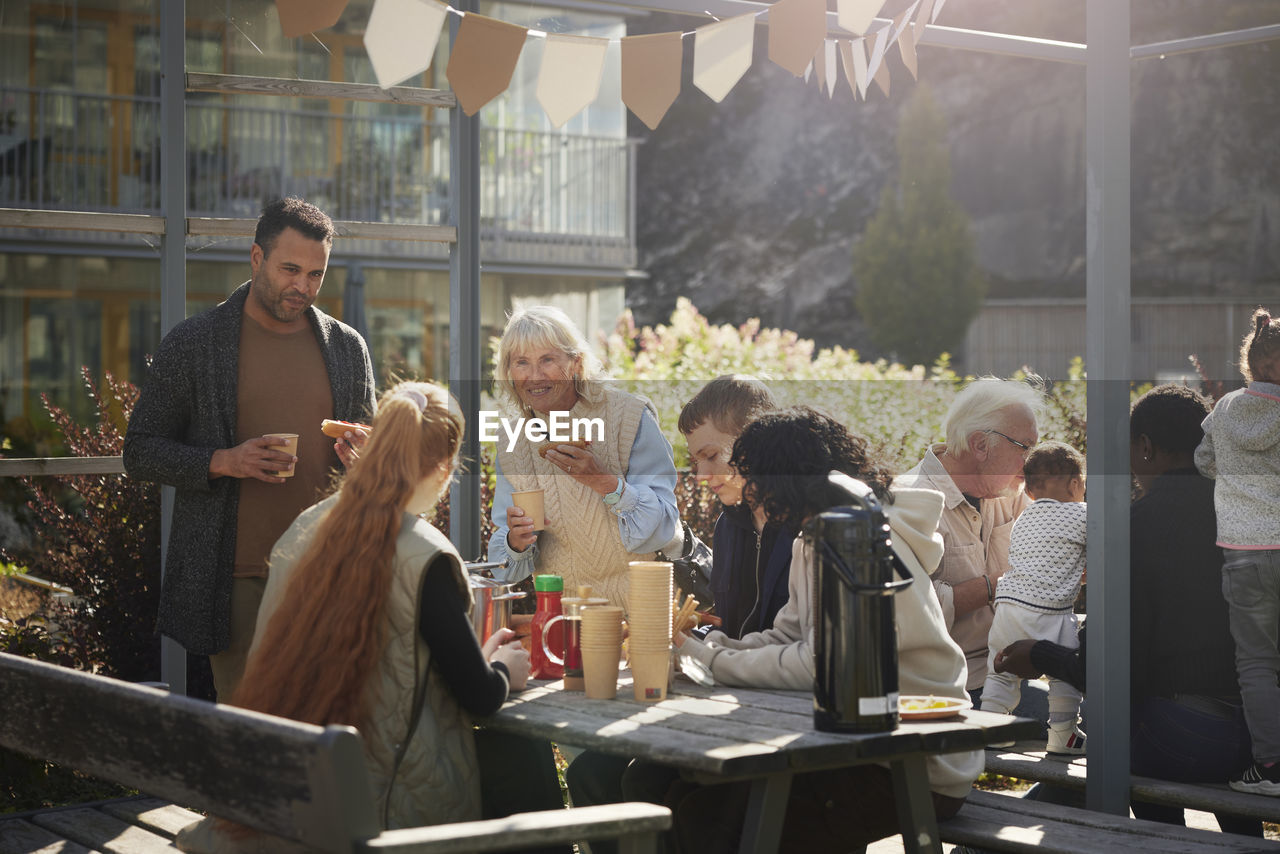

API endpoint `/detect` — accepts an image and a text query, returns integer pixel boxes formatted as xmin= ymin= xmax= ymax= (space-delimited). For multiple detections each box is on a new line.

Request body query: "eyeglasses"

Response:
xmin=985 ymin=430 xmax=1032 ymax=454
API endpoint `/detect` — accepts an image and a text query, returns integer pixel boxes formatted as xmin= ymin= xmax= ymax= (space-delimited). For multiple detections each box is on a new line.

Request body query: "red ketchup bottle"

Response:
xmin=530 ymin=574 xmax=565 ymax=679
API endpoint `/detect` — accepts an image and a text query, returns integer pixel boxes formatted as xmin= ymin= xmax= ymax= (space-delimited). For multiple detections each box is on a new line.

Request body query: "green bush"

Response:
xmin=0 ymin=369 xmax=161 ymax=683
xmin=602 ymin=298 xmax=1087 ymax=476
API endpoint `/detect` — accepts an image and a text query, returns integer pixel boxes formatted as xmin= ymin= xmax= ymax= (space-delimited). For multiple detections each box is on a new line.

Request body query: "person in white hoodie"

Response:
xmin=1195 ymin=307 xmax=1280 ymax=796
xmin=673 ymin=407 xmax=982 ymax=853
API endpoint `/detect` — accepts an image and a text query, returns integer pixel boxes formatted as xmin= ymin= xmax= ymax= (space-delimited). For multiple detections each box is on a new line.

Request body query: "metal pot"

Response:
xmin=466 ymin=563 xmax=524 ymax=644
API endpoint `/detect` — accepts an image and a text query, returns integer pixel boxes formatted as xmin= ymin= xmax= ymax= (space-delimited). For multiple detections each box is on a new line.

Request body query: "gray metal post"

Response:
xmin=448 ymin=0 xmax=483 ymax=560
xmin=1085 ymin=0 xmax=1131 ymax=815
xmin=158 ymin=0 xmax=188 ymax=694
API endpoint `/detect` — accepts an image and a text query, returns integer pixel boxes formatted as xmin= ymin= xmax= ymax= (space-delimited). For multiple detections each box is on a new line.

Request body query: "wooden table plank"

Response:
xmin=496 ymin=677 xmax=1035 ymax=777
xmin=0 ymin=818 xmax=95 ymax=854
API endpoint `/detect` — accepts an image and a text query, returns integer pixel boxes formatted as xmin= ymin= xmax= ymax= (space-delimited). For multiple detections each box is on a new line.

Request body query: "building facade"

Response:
xmin=0 ymin=0 xmax=637 ymax=429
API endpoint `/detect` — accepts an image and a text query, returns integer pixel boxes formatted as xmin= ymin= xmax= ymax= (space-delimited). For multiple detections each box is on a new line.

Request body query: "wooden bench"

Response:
xmin=940 ymin=789 xmax=1280 ymax=853
xmin=0 ymin=653 xmax=671 ymax=853
xmin=984 ymin=741 xmax=1280 ymax=825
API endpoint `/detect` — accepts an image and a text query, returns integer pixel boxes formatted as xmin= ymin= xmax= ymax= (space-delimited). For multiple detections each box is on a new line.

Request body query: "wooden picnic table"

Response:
xmin=481 ymin=670 xmax=1039 ymax=854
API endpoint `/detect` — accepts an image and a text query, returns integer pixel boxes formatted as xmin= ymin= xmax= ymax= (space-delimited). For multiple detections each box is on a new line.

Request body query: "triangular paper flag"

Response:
xmin=621 ymin=32 xmax=682 ymax=131
xmin=932 ymin=0 xmax=949 ymax=22
xmin=914 ymin=0 xmax=936 ymax=45
xmin=537 ymin=35 xmax=608 ymax=128
xmin=897 ymin=16 xmax=918 ymax=79
xmin=806 ymin=58 xmax=817 ymax=86
xmin=866 ymin=24 xmax=890 ymax=79
xmin=446 ymin=14 xmax=528 ymax=116
xmin=768 ymin=0 xmax=826 ymax=77
xmin=363 ymin=0 xmax=448 ymax=89
xmin=872 ymin=50 xmax=890 ymax=97
xmin=836 ymin=0 xmax=885 ymax=36
xmin=850 ymin=36 xmax=869 ymax=99
xmin=824 ymin=39 xmax=838 ymax=98
xmin=889 ymin=9 xmax=910 ymax=43
xmin=276 ymin=0 xmax=349 ymax=39
xmin=693 ymin=13 xmax=755 ymax=103
xmin=838 ymin=39 xmax=858 ymax=99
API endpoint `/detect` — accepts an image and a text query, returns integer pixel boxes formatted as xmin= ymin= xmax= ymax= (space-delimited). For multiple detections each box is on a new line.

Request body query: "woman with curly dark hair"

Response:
xmin=728 ymin=406 xmax=896 ymax=530
xmin=672 ymin=406 xmax=979 ymax=853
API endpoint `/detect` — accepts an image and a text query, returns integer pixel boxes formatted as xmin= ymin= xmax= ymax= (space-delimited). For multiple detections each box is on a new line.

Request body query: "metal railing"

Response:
xmin=0 ymin=86 xmax=636 ymax=242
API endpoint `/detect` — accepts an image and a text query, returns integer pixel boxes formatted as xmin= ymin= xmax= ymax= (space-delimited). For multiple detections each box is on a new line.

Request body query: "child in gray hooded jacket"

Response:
xmin=1195 ymin=307 xmax=1280 ymax=796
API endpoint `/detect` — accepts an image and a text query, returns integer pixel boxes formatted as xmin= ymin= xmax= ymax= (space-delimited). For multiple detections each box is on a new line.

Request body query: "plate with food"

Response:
xmin=899 ymin=695 xmax=972 ymax=720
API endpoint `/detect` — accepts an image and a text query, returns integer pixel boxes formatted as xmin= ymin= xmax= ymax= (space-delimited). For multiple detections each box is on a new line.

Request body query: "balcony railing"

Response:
xmin=0 ymin=86 xmax=636 ymax=246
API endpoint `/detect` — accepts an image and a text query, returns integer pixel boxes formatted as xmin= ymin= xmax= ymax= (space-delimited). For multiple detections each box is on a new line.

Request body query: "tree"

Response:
xmin=853 ymin=86 xmax=986 ymax=367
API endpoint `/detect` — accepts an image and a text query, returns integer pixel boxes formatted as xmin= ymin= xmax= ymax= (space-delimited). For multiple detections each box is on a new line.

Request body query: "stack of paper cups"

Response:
xmin=628 ymin=561 xmax=674 ymax=702
xmin=580 ymin=605 xmax=625 ymax=699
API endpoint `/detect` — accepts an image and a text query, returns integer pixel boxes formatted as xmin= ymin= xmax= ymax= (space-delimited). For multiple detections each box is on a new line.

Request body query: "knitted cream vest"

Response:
xmin=259 ymin=498 xmax=482 ymax=831
xmin=498 ymin=384 xmax=655 ymax=609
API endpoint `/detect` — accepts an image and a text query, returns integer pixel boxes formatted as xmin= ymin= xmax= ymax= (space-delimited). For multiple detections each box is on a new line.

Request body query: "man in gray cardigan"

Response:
xmin=124 ymin=198 xmax=375 ymax=699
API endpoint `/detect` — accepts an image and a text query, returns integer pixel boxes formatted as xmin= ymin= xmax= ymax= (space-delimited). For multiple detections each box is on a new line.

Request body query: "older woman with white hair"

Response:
xmin=487 ymin=306 xmax=682 ymax=609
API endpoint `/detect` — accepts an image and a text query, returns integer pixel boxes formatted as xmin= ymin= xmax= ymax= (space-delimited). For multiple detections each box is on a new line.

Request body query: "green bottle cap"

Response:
xmin=533 ymin=574 xmax=564 ymax=592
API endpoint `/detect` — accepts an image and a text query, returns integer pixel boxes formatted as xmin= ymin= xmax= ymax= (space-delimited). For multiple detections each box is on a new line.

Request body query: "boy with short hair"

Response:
xmin=980 ymin=440 xmax=1088 ymax=755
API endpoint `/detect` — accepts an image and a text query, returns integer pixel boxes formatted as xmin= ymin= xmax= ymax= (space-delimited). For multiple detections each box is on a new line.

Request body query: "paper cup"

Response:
xmin=583 ymin=647 xmax=621 ymax=699
xmin=631 ymin=648 xmax=671 ymax=702
xmin=512 ymin=490 xmax=546 ymax=531
xmin=263 ymin=433 xmax=299 ymax=477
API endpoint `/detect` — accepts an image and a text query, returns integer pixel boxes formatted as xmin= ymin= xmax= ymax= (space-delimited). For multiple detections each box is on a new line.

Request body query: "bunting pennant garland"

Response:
xmin=364 ymin=0 xmax=447 ymax=89
xmin=768 ymin=0 xmax=827 ymax=77
xmin=914 ymin=0 xmax=937 ymax=45
xmin=872 ymin=48 xmax=891 ymax=97
xmin=850 ymin=36 xmax=870 ymax=99
xmin=824 ymin=40 xmax=839 ymax=99
xmin=889 ymin=8 xmax=909 ymax=43
xmin=897 ymin=17 xmax=918 ymax=80
xmin=621 ymin=33 xmax=683 ymax=130
xmin=838 ymin=39 xmax=859 ymax=100
xmin=692 ymin=13 xmax=755 ymax=103
xmin=866 ymin=24 xmax=890 ymax=80
xmin=835 ymin=0 xmax=886 ymax=37
xmin=344 ymin=0 xmax=943 ymax=129
xmin=537 ymin=35 xmax=608 ymax=128
xmin=276 ymin=0 xmax=350 ymax=39
xmin=446 ymin=14 xmax=528 ymax=116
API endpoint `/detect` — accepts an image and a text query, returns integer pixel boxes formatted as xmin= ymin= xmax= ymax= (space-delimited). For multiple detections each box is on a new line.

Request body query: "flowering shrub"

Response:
xmin=0 ymin=369 xmax=161 ymax=682
xmin=602 ymin=298 xmax=1086 ymax=474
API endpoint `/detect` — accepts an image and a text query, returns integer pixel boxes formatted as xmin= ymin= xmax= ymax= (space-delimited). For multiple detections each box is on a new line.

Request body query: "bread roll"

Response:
xmin=321 ymin=419 xmax=370 ymax=439
xmin=537 ymin=439 xmax=589 ymax=458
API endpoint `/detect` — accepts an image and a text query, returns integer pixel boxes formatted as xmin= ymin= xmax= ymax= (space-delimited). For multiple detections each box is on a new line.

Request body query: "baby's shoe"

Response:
xmin=1047 ymin=725 xmax=1087 ymax=755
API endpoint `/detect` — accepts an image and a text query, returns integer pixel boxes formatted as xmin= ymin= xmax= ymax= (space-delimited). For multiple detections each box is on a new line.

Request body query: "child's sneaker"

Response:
xmin=1047 ymin=726 xmax=1086 ymax=755
xmin=1230 ymin=762 xmax=1280 ymax=796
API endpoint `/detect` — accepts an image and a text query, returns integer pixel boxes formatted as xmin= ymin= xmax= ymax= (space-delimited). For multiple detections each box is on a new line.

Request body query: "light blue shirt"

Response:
xmin=487 ymin=411 xmax=682 ymax=583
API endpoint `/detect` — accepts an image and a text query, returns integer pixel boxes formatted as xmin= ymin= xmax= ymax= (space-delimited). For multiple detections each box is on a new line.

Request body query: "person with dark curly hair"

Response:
xmin=670 ymin=407 xmax=980 ymax=853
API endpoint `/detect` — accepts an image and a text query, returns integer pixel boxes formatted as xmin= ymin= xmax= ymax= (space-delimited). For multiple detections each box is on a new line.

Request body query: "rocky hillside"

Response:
xmin=625 ymin=0 xmax=1280 ymax=355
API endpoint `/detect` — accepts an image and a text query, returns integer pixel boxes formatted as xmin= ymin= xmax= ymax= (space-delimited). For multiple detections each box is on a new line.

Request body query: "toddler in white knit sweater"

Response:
xmin=981 ymin=441 xmax=1088 ymax=755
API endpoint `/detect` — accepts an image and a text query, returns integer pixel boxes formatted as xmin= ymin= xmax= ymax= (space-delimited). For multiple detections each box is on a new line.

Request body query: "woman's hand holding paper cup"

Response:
xmin=505 ymin=501 xmax=550 ymax=552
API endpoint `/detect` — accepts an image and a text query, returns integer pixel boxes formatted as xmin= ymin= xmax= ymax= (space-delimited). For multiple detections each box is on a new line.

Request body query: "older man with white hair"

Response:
xmin=896 ymin=377 xmax=1047 ymax=713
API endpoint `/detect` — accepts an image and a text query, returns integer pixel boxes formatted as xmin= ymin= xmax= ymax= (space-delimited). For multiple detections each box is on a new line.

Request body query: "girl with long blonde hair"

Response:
xmin=177 ymin=382 xmax=566 ymax=853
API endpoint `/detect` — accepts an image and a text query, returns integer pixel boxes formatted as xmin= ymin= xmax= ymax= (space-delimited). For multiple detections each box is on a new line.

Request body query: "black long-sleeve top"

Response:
xmin=417 ymin=555 xmax=511 ymax=716
xmin=1028 ymin=469 xmax=1239 ymax=702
